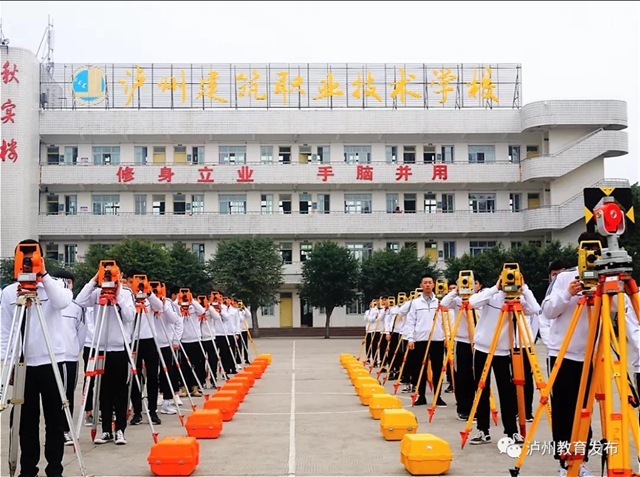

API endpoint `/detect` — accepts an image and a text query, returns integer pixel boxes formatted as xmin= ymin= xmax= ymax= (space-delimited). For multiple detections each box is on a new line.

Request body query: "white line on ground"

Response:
xmin=288 ymin=340 xmax=296 ymax=476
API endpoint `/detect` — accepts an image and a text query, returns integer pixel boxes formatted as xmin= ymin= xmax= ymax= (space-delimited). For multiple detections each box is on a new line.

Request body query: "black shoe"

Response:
xmin=444 ymin=384 xmax=454 ymax=393
xmin=130 ymin=413 xmax=142 ymax=425
xmin=380 ymin=368 xmax=387 ymax=373
xmin=436 ymin=397 xmax=447 ymax=407
xmin=150 ymin=412 xmax=162 ymax=425
xmin=526 ymin=415 xmax=534 ymax=422
xmin=389 ymin=372 xmax=398 ymax=381
xmin=457 ymin=413 xmax=469 ymax=421
xmin=414 ymin=397 xmax=427 ymax=406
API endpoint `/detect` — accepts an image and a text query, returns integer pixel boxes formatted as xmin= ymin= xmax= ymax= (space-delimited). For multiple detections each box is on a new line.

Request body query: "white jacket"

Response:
xmin=220 ymin=305 xmax=238 ymax=336
xmin=364 ymin=308 xmax=379 ymax=332
xmin=1 ymin=275 xmax=73 ymax=366
xmin=469 ymin=285 xmax=540 ymax=356
xmin=404 ymin=294 xmax=443 ymax=343
xmin=396 ymin=300 xmax=414 ymax=338
xmin=204 ymin=305 xmax=227 ymax=337
xmin=544 ymin=271 xmax=640 ymax=366
xmin=84 ymin=307 xmax=94 ymax=348
xmin=61 ymin=301 xmax=87 ymax=362
xmin=440 ymin=292 xmax=476 ymax=344
xmin=385 ymin=306 xmax=402 ymax=333
xmin=75 ymin=280 xmax=136 ymax=352
xmin=239 ymin=308 xmax=251 ymax=332
xmin=131 ymin=298 xmax=156 ymax=341
xmin=173 ymin=299 xmax=205 ymax=343
xmin=147 ymin=294 xmax=180 ymax=348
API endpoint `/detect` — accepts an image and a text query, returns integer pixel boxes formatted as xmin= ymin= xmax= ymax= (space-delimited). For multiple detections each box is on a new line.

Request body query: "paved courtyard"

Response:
xmin=1 ymin=337 xmax=635 ymax=477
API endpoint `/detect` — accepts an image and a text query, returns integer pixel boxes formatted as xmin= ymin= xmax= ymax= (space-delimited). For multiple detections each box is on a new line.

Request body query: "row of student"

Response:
xmin=361 ymin=232 xmax=640 ymax=477
xmin=0 ymin=243 xmax=254 ymax=477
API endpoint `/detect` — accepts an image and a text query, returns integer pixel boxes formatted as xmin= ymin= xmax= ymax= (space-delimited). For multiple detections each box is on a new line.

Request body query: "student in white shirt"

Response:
xmin=363 ymin=301 xmax=378 ymax=364
xmin=384 ymin=296 xmax=402 ymax=379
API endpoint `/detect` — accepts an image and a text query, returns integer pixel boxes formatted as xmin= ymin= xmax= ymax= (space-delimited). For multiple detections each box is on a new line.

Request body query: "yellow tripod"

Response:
xmin=410 ymin=304 xmax=447 ymax=406
xmin=357 ymin=321 xmax=373 ymax=361
xmin=511 ymin=271 xmax=640 ymax=477
xmin=392 ymin=341 xmax=411 ymax=394
xmin=363 ymin=317 xmax=382 ymax=365
xmin=377 ymin=313 xmax=399 ymax=380
xmin=460 ymin=295 xmax=550 ymax=448
xmin=243 ymin=319 xmax=259 ymax=357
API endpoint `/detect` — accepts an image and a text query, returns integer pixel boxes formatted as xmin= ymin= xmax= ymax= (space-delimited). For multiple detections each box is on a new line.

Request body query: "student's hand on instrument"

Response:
xmin=495 ymin=276 xmax=502 ymax=290
xmin=568 ymin=279 xmax=582 ymax=296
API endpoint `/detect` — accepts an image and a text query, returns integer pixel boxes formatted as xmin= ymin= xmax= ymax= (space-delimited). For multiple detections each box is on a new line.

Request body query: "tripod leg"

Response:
xmin=461 ymin=309 xmax=507 ymax=449
xmin=185 ymin=317 xmax=214 ymax=396
xmin=370 ymin=329 xmax=385 ymax=373
xmin=356 ymin=324 xmax=371 ymax=361
xmin=393 ymin=343 xmax=410 ymax=394
xmin=7 ymin=303 xmax=28 ymax=477
xmin=203 ymin=318 xmax=228 ymax=382
xmin=445 ymin=311 xmax=456 ymax=393
xmin=382 ymin=333 xmax=402 ymax=384
xmin=91 ymin=305 xmax=110 ymax=441
xmin=510 ymin=311 xmax=527 ymax=437
xmin=411 ymin=318 xmax=438 ymax=406
xmin=32 ymin=301 xmax=88 ymax=476
xmin=428 ymin=327 xmax=455 ymax=421
xmin=0 ymin=304 xmax=25 ymax=408
xmin=243 ymin=319 xmax=259 ymax=358
xmin=126 ymin=312 xmax=143 ymax=420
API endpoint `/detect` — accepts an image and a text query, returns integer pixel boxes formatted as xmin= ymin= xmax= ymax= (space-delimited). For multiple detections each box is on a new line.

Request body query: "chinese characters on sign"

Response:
xmin=1 ymin=62 xmax=19 ymax=163
xmin=45 ymin=63 xmax=520 ymax=109
xmin=102 ymin=164 xmax=448 ymax=184
xmin=521 ymin=440 xmax=618 ymax=457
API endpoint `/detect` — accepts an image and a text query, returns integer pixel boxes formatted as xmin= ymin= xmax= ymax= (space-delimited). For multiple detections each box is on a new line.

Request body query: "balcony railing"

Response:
xmin=39 ymin=161 xmax=521 ymax=186
xmin=38 ymin=207 xmax=581 ymax=239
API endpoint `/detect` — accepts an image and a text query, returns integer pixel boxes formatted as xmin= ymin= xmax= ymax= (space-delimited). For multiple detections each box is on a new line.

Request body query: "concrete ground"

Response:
xmin=0 ymin=338 xmax=637 ymax=477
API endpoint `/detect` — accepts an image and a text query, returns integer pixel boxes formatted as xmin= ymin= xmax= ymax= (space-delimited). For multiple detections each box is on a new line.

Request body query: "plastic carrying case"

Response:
xmin=148 ymin=436 xmax=199 ymax=476
xmin=400 ymin=433 xmax=453 ymax=475
xmin=380 ymin=408 xmax=418 ymax=441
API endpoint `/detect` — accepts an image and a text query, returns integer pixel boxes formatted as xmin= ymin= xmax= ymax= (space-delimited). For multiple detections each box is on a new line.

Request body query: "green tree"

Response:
xmin=207 ymin=237 xmax=284 ymax=338
xmin=297 ymin=241 xmax=360 ymax=339
xmin=166 ymin=242 xmax=210 ymax=294
xmin=360 ymin=248 xmax=439 ymax=303
xmin=0 ymin=257 xmax=71 ymax=288
xmin=444 ymin=243 xmax=509 ymax=286
xmin=619 ymin=183 xmax=640 ymax=281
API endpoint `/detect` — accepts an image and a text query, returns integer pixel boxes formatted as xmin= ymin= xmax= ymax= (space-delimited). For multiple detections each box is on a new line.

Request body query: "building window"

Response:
xmin=298 ymin=145 xmax=312 ymax=164
xmin=134 ymin=146 xmax=148 ymax=165
xmin=403 ymin=146 xmax=416 ymax=164
xmin=344 ymin=146 xmax=371 ymax=164
xmin=528 ymin=193 xmax=541 ymax=209
xmin=173 ymin=194 xmax=187 ymax=215
xmin=152 ymin=194 xmax=166 ymax=215
xmin=190 ymin=146 xmax=205 ymax=164
xmin=317 ymin=194 xmax=330 ymax=214
xmin=299 ymin=194 xmax=311 ymax=214
xmin=280 ymin=243 xmax=293 ymax=265
xmin=510 ymin=193 xmax=522 ymax=212
xmin=386 ymin=146 xmax=398 ymax=164
xmin=317 ymin=146 xmax=330 ymax=163
xmin=403 ymin=193 xmax=416 ymax=213
xmin=529 ymin=240 xmax=542 ymax=248
xmin=441 ymin=193 xmax=455 ymax=213
xmin=64 ymin=146 xmax=78 ymax=165
xmin=423 ymin=145 xmax=436 ymax=164
xmin=64 ymin=195 xmax=77 ymax=215
xmin=261 ymin=194 xmax=273 ymax=214
xmin=511 ymin=241 xmax=523 ymax=248
xmin=300 ymin=243 xmax=313 ymax=262
xmin=261 ymin=305 xmax=274 ymax=316
xmin=64 ymin=244 xmax=77 ymax=264
xmin=191 ymin=194 xmax=204 ymax=214
xmin=278 ymin=146 xmax=291 ymax=164
xmin=441 ymin=146 xmax=454 ymax=163
xmin=470 ymin=240 xmax=497 ymax=256
xmin=443 ymin=241 xmax=456 ymax=260
xmin=279 ymin=194 xmax=292 ymax=214
xmin=526 ymin=145 xmax=539 ymax=159
xmin=47 ymin=146 xmax=60 ymax=165
xmin=45 ymin=243 xmax=59 ymax=261
xmin=347 ymin=243 xmax=373 ymax=262
xmin=468 ymin=145 xmax=495 ymax=164
xmin=469 ymin=193 xmax=496 ymax=213
xmin=260 ymin=146 xmax=273 ymax=164
xmin=192 ymin=243 xmax=205 ymax=263
xmin=219 ymin=194 xmax=247 ymax=214
xmin=219 ymin=146 xmax=246 ymax=164
xmin=134 ymin=194 xmax=147 ymax=215
xmin=347 ymin=296 xmax=365 ymax=315
xmin=92 ymin=146 xmax=120 ymax=165
xmin=386 ymin=193 xmax=399 ymax=213
xmin=404 ymin=242 xmax=418 ymax=256
xmin=153 ymin=146 xmax=166 ymax=164
xmin=387 ymin=242 xmax=400 ymax=252
xmin=508 ymin=145 xmax=520 ymax=164
xmin=424 ymin=193 xmax=437 ymax=213
xmin=344 ymin=194 xmax=372 ymax=214
xmin=92 ymin=195 xmax=120 ymax=215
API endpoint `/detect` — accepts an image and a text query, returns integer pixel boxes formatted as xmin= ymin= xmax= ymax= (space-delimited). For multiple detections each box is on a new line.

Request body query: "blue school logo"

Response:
xmin=71 ymin=66 xmax=106 ymax=104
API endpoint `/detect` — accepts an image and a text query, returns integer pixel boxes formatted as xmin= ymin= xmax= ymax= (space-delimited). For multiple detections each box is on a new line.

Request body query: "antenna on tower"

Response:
xmin=36 ymin=15 xmax=55 ymax=74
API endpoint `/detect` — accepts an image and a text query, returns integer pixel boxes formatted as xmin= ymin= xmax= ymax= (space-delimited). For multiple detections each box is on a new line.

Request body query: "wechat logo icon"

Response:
xmin=497 ymin=436 xmax=522 ymax=458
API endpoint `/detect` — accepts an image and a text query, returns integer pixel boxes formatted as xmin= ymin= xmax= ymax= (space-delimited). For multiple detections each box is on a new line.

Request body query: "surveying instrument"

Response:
xmin=76 ymin=260 xmax=160 ymax=445
xmin=0 ymin=244 xmax=89 ymax=477
xmin=460 ymin=263 xmax=550 ymax=448
xmin=510 ymin=192 xmax=640 ymax=477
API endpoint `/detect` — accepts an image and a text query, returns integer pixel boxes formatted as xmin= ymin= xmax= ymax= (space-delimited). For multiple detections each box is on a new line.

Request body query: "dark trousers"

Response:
xmin=10 ymin=363 xmax=65 ymax=477
xmin=241 ymin=331 xmax=249 ymax=362
xmin=61 ymin=361 xmax=78 ymax=432
xmin=400 ymin=340 xmax=411 ymax=382
xmin=159 ymin=346 xmax=179 ymax=400
xmin=409 ymin=340 xmax=444 ymax=399
xmin=473 ymin=350 xmax=517 ymax=436
xmin=131 ymin=338 xmax=159 ymax=414
xmin=100 ymin=350 xmax=129 ymax=434
xmin=379 ymin=334 xmax=388 ymax=366
xmin=549 ymin=356 xmax=593 ymax=464
xmin=365 ymin=333 xmax=374 ymax=360
xmin=369 ymin=332 xmax=383 ymax=362
xmin=181 ymin=341 xmax=205 ymax=388
xmin=82 ymin=346 xmax=101 ymax=413
xmin=514 ymin=347 xmax=534 ymax=418
xmin=388 ymin=332 xmax=401 ymax=370
xmin=454 ymin=341 xmax=475 ymax=416
xmin=217 ymin=336 xmax=236 ymax=374
xmin=202 ymin=339 xmax=220 ymax=383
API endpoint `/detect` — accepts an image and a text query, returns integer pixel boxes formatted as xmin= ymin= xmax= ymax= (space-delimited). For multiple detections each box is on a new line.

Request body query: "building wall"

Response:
xmin=0 ymin=47 xmax=40 ymax=257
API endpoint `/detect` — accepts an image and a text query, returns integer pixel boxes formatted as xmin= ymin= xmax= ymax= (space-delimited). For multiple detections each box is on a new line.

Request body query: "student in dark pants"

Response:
xmin=468 ymin=272 xmax=540 ymax=445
